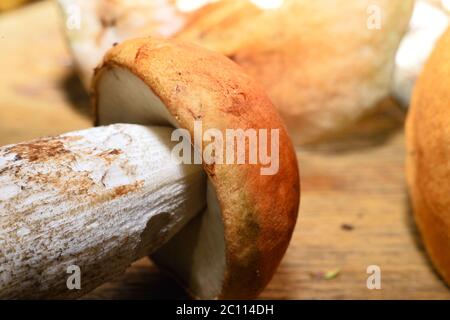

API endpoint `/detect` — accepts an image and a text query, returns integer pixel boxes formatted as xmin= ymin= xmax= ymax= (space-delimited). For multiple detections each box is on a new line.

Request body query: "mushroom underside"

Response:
xmin=97 ymin=66 xmax=226 ymax=299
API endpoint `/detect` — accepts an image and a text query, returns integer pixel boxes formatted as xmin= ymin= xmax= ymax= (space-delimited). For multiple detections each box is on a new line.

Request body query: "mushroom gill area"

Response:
xmin=96 ymin=66 xmax=226 ymax=299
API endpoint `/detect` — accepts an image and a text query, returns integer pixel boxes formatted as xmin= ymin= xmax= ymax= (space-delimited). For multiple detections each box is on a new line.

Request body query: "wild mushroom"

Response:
xmin=0 ymin=38 xmax=300 ymax=299
xmin=57 ymin=0 xmax=190 ymax=87
xmin=0 ymin=124 xmax=205 ymax=298
xmin=406 ymin=26 xmax=450 ymax=288
xmin=58 ymin=0 xmax=414 ymax=145
xmin=393 ymin=0 xmax=449 ymax=106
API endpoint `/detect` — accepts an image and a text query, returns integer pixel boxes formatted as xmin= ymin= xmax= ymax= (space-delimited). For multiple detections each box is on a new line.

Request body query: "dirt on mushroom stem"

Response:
xmin=0 ymin=123 xmax=206 ymax=299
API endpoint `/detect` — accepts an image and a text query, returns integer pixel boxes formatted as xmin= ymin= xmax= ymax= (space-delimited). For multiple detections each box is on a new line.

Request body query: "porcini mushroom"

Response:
xmin=58 ymin=0 xmax=414 ymax=145
xmin=0 ymin=124 xmax=206 ymax=298
xmin=0 ymin=38 xmax=300 ymax=299
xmin=93 ymin=37 xmax=300 ymax=299
xmin=406 ymin=27 xmax=450 ymax=287
xmin=57 ymin=0 xmax=190 ymax=87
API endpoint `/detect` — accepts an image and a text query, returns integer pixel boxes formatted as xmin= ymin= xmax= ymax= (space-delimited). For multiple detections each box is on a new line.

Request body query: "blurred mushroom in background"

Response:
xmin=58 ymin=0 xmax=414 ymax=146
xmin=57 ymin=0 xmax=190 ymax=86
xmin=393 ymin=0 xmax=449 ymax=107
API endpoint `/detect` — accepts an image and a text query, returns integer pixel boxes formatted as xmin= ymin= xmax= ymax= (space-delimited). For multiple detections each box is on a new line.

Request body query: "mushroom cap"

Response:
xmin=406 ymin=27 xmax=450 ymax=286
xmin=177 ymin=0 xmax=414 ymax=145
xmin=92 ymin=37 xmax=300 ymax=299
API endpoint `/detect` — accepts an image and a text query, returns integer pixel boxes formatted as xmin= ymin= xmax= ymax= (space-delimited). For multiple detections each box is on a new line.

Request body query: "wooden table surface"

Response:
xmin=1 ymin=1 xmax=449 ymax=299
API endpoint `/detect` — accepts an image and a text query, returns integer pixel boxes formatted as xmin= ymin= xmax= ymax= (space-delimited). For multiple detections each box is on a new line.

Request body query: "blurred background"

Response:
xmin=0 ymin=0 xmax=450 ymax=299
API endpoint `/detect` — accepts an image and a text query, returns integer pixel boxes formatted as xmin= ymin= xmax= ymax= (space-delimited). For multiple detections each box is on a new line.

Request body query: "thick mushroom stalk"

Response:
xmin=406 ymin=26 xmax=450 ymax=288
xmin=0 ymin=124 xmax=206 ymax=299
xmin=58 ymin=0 xmax=414 ymax=145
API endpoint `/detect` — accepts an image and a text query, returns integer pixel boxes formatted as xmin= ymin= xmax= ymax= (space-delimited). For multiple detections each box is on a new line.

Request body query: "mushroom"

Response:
xmin=0 ymin=38 xmax=300 ymax=299
xmin=58 ymin=0 xmax=414 ymax=145
xmin=406 ymin=26 xmax=450 ymax=288
xmin=0 ymin=124 xmax=206 ymax=298
xmin=393 ymin=0 xmax=449 ymax=106
xmin=176 ymin=0 xmax=415 ymax=145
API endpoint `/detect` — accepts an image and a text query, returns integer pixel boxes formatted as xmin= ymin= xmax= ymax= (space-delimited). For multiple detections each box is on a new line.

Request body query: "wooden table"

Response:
xmin=1 ymin=1 xmax=449 ymax=299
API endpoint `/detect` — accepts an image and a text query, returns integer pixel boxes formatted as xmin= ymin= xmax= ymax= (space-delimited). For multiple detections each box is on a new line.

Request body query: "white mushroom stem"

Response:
xmin=0 ymin=123 xmax=206 ymax=299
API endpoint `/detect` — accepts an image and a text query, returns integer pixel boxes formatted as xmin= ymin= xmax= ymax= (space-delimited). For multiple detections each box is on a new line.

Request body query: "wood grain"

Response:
xmin=0 ymin=1 xmax=449 ymax=299
xmin=0 ymin=0 xmax=91 ymax=146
